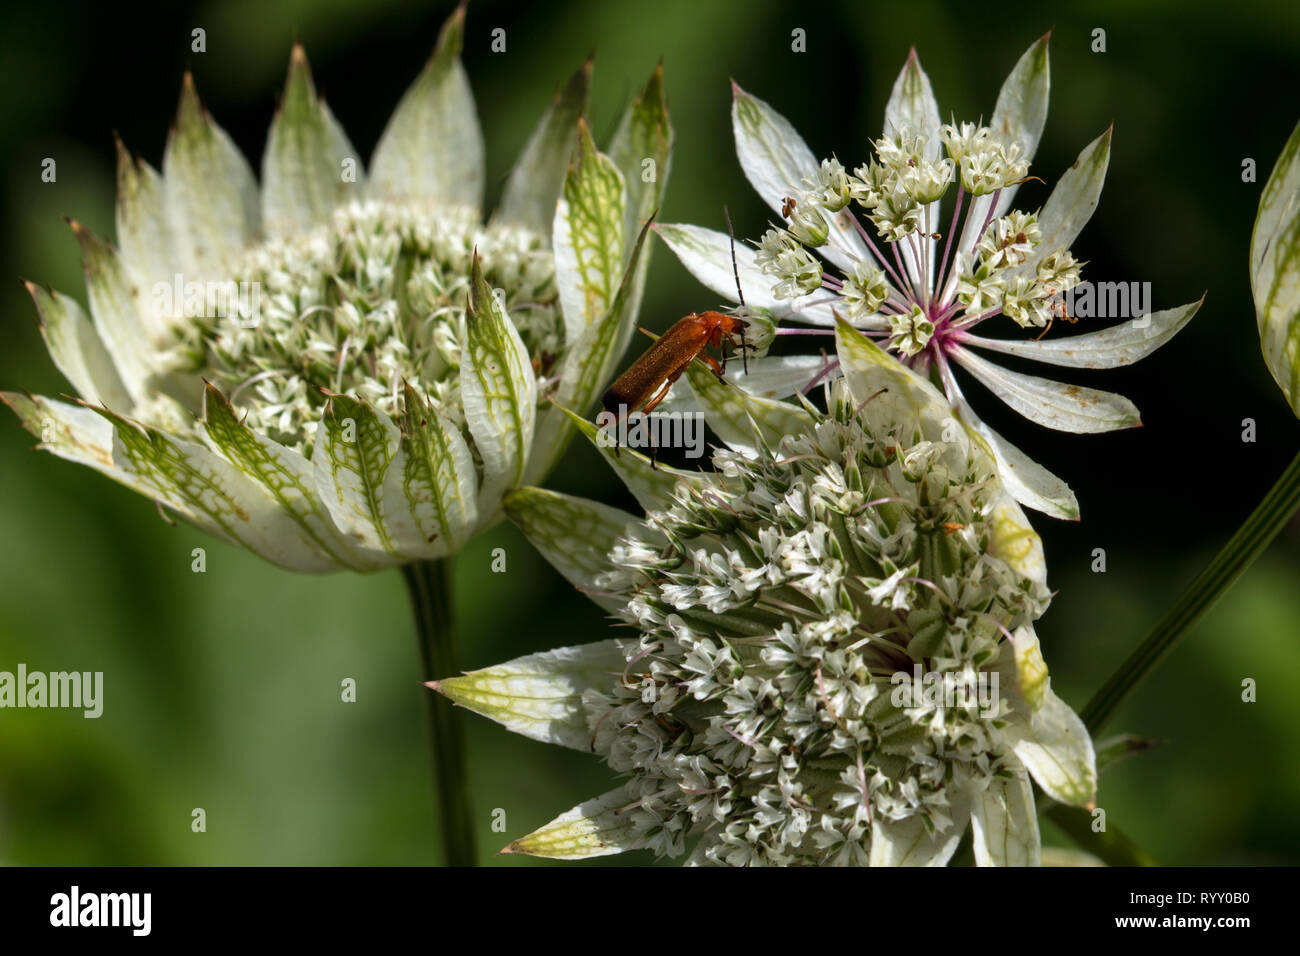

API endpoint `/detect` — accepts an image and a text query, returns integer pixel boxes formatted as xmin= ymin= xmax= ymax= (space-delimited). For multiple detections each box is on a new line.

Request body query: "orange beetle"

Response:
xmin=601 ymin=310 xmax=749 ymax=419
xmin=602 ymin=207 xmax=751 ymax=421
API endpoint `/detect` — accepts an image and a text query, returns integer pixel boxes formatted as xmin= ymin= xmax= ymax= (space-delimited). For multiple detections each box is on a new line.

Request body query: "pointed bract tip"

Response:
xmin=290 ymin=42 xmax=308 ymax=65
xmin=422 ymin=679 xmax=441 ymax=692
xmin=174 ymin=72 xmax=204 ymax=128
xmin=113 ymin=133 xmax=139 ymax=181
xmin=497 ymin=842 xmax=518 ymax=855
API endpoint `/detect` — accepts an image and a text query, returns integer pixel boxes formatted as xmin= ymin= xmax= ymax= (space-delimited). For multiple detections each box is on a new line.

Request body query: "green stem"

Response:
xmin=1045 ymin=804 xmax=1159 ymax=867
xmin=1081 ymin=448 xmax=1300 ymax=734
xmin=402 ymin=558 xmax=476 ymax=866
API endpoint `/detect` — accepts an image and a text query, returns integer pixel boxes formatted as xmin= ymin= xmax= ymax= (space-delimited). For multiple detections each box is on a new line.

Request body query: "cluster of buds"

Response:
xmin=754 ymin=124 xmax=1083 ymax=336
xmin=433 ymin=322 xmax=1098 ymax=865
xmin=207 ymin=201 xmax=560 ymax=452
xmin=585 ymin=380 xmax=1051 ymax=864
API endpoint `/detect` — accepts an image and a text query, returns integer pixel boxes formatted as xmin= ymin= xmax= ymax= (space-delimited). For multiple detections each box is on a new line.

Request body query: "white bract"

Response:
xmin=433 ymin=323 xmax=1095 ymax=866
xmin=656 ymin=36 xmax=1203 ymax=520
xmin=5 ymin=7 xmax=671 ymax=572
xmin=1252 ymin=117 xmax=1300 ymax=417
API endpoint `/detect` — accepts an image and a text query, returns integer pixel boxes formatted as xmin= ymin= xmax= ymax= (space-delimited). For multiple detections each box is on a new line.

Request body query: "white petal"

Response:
xmin=71 ymin=222 xmax=152 ymax=402
xmin=114 ymin=139 xmax=179 ymax=297
xmin=990 ymin=34 xmax=1051 ymax=218
xmin=397 ymin=383 xmax=480 ymax=557
xmin=1251 ymin=118 xmax=1300 ymax=415
xmin=28 ymin=283 xmax=132 ymax=411
xmin=996 ymin=626 xmax=1097 ymax=807
xmin=1025 ymin=127 xmax=1111 ymax=274
xmin=552 ymin=121 xmax=627 ymax=349
xmin=884 ymin=50 xmax=943 ymax=282
xmin=432 ymin=640 xmax=625 ymax=751
xmin=869 ymin=794 xmax=968 ymax=866
xmin=262 ymin=47 xmax=365 ymax=239
xmin=719 ymin=353 xmax=831 ymax=400
xmin=18 ymin=396 xmax=351 ymax=572
xmin=936 ymin=359 xmax=1080 ymax=520
xmin=950 ymin=345 xmax=1140 ymax=433
xmin=369 ymin=6 xmax=483 ymax=211
xmin=560 ymin=405 xmax=707 ymax=513
xmin=970 ymin=771 xmax=1041 ymax=866
xmin=162 ymin=75 xmax=259 ymax=278
xmin=606 ymin=63 xmax=672 ymax=283
xmin=503 ymin=784 xmax=646 ymax=859
xmin=732 ymin=83 xmax=869 ymax=274
xmin=685 ymin=360 xmax=814 ymax=458
xmin=655 ymin=222 xmax=837 ymax=324
xmin=202 ymin=385 xmax=385 ymax=571
xmin=835 ymin=318 xmax=972 ymax=468
xmin=460 ymin=259 xmax=537 ymax=513
xmin=311 ymin=395 xmax=429 ymax=560
xmin=960 ymin=297 xmax=1202 ymax=369
xmin=529 ymin=216 xmax=654 ymax=486
xmin=988 ymin=494 xmax=1049 ymax=594
xmin=504 ymin=486 xmax=638 ymax=612
xmin=1040 ymin=847 xmax=1104 ymax=866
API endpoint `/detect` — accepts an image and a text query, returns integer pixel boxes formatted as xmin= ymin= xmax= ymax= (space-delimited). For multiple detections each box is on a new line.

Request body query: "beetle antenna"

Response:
xmin=723 ymin=205 xmax=749 ymax=374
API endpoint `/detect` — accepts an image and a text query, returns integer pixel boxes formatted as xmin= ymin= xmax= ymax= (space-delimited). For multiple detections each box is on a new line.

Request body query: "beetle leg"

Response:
xmin=640 ymin=382 xmax=673 ymax=471
xmin=640 ymin=377 xmax=675 ymax=416
xmin=699 ymin=353 xmax=725 ymax=379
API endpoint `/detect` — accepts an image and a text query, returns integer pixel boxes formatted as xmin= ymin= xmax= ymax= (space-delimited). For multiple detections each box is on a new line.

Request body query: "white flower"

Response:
xmin=655 ymin=37 xmax=1205 ymax=520
xmin=430 ymin=322 xmax=1096 ymax=865
xmin=4 ymin=7 xmax=671 ymax=572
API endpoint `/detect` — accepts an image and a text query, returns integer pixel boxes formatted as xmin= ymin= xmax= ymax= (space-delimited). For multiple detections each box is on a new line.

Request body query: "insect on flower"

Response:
xmin=601 ymin=209 xmax=752 ymax=445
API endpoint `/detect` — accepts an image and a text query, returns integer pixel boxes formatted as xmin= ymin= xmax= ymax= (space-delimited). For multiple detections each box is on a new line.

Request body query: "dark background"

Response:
xmin=1 ymin=0 xmax=1298 ymax=865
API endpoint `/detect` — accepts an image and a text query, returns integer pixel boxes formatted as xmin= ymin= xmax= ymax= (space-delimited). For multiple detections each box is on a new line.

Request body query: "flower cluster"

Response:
xmin=435 ymin=324 xmax=1096 ymax=866
xmin=656 ymin=37 xmax=1203 ymax=521
xmin=758 ymin=131 xmax=1080 ymax=339
xmin=207 ymin=201 xmax=560 ymax=452
xmin=5 ymin=6 xmax=671 ymax=572
xmin=585 ymin=381 xmax=1049 ymax=865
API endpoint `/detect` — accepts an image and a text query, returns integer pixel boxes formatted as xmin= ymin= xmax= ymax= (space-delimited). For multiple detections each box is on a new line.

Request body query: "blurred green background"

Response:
xmin=2 ymin=0 xmax=1299 ymax=865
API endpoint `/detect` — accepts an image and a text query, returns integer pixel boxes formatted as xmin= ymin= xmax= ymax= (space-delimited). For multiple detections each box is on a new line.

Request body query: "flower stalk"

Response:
xmin=1081 ymin=447 xmax=1300 ymax=734
xmin=402 ymin=559 xmax=476 ymax=866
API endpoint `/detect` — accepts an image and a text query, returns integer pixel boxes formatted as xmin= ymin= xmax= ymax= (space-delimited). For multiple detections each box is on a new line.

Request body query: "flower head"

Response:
xmin=5 ymin=6 xmax=671 ymax=572
xmin=656 ymin=36 xmax=1204 ymax=520
xmin=432 ymin=323 xmax=1096 ymax=865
